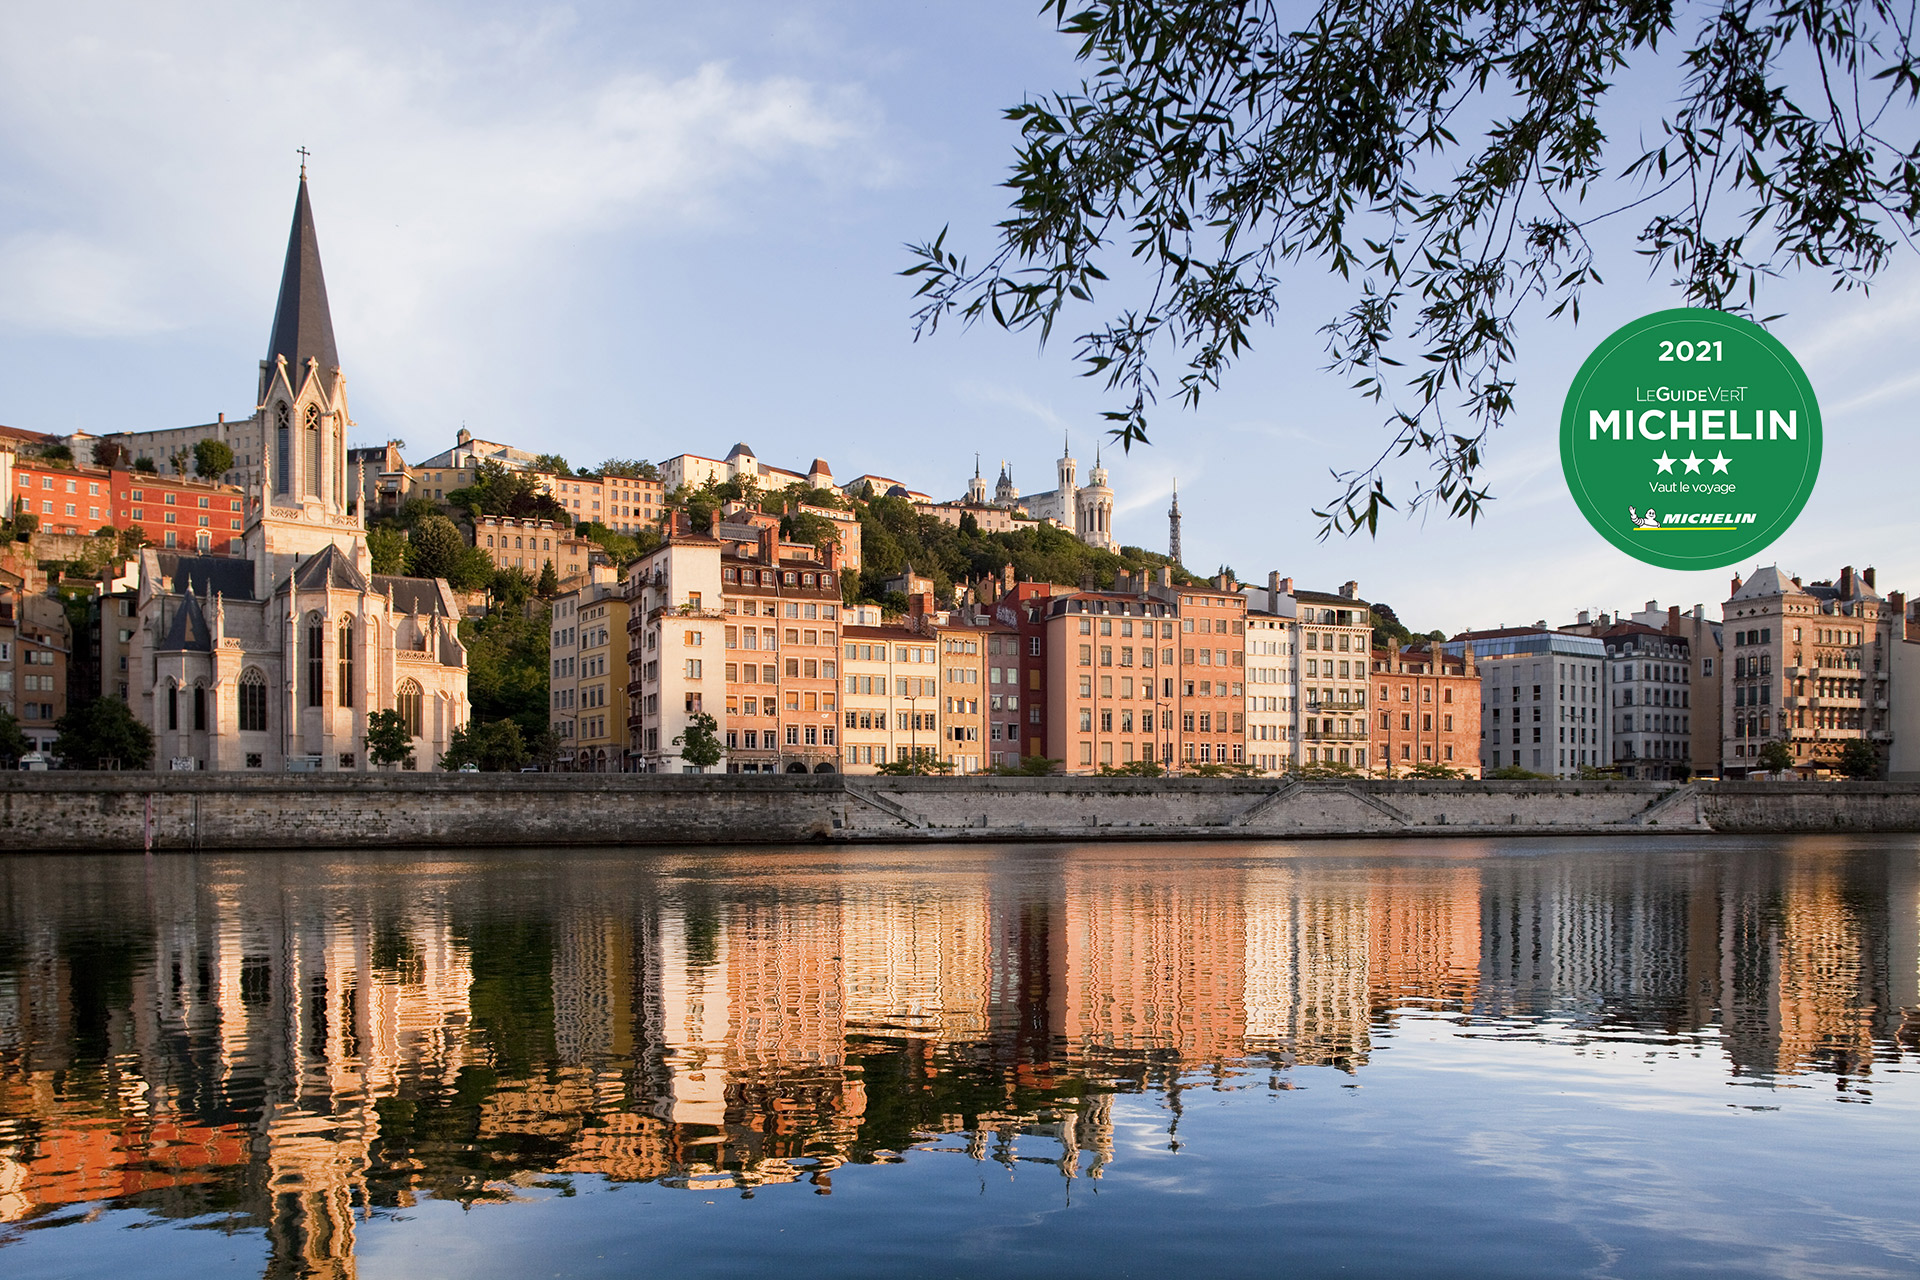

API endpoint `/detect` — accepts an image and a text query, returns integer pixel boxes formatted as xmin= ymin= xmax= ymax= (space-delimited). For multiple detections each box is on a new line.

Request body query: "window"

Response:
xmin=306 ymin=617 xmax=325 ymax=706
xmin=337 ymin=618 xmax=355 ymax=706
xmin=193 ymin=684 xmax=208 ymax=731
xmin=167 ymin=682 xmax=179 ymax=730
xmin=397 ymin=679 xmax=424 ymax=737
xmin=238 ymin=670 xmax=268 ymax=732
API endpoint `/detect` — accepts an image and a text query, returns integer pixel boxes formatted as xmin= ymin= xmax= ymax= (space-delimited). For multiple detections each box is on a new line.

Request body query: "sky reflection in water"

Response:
xmin=1 ymin=835 xmax=1916 ymax=1279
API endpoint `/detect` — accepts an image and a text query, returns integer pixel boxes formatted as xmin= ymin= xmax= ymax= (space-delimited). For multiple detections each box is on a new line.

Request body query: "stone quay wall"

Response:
xmin=2 ymin=775 xmax=1917 ymax=853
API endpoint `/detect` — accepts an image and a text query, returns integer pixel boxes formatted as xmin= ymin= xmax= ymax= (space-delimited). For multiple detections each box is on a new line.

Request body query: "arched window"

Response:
xmin=238 ymin=668 xmax=268 ymax=732
xmin=304 ymin=405 xmax=323 ymax=497
xmin=305 ymin=613 xmax=325 ymax=706
xmin=337 ymin=617 xmax=355 ymax=707
xmin=275 ymin=403 xmax=291 ymax=494
xmin=397 ymin=679 xmax=423 ymax=738
xmin=192 ymin=683 xmax=207 ymax=732
xmin=167 ymin=680 xmax=179 ymax=730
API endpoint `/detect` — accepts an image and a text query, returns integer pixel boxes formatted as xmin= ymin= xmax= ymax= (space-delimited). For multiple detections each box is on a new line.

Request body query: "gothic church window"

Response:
xmin=306 ymin=616 xmax=325 ymax=706
xmin=397 ymin=679 xmax=423 ymax=737
xmin=238 ymin=669 xmax=268 ymax=732
xmin=337 ymin=618 xmax=355 ymax=706
xmin=304 ymin=405 xmax=322 ymax=497
xmin=275 ymin=403 xmax=291 ymax=493
xmin=193 ymin=684 xmax=207 ymax=732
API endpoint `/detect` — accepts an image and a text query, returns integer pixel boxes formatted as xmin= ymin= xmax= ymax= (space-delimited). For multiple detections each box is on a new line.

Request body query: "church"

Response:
xmin=127 ymin=170 xmax=469 ymax=771
xmin=970 ymin=435 xmax=1117 ymax=551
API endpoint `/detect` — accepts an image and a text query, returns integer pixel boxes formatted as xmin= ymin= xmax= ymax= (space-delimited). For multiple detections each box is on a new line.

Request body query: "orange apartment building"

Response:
xmin=12 ymin=460 xmax=247 ymax=552
xmin=931 ymin=611 xmax=1015 ymax=774
xmin=715 ymin=514 xmax=845 ymax=773
xmin=1369 ymin=641 xmax=1482 ymax=776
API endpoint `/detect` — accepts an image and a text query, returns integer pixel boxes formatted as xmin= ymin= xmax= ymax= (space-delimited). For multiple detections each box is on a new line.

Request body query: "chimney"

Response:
xmin=1340 ymin=580 xmax=1360 ymax=600
xmin=1577 ymin=610 xmax=1591 ymax=626
xmin=1863 ymin=566 xmax=1876 ymax=590
xmin=1667 ymin=604 xmax=1680 ymax=633
xmin=1279 ymin=576 xmax=1293 ymax=595
xmin=1159 ymin=566 xmax=1172 ymax=588
xmin=1267 ymin=570 xmax=1283 ymax=616
xmin=1731 ymin=574 xmax=1743 ymax=596
xmin=1840 ymin=565 xmax=1855 ymax=598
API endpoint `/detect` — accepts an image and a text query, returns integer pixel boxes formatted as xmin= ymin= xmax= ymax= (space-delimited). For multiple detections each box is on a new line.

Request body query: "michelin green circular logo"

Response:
xmin=1560 ymin=308 xmax=1821 ymax=570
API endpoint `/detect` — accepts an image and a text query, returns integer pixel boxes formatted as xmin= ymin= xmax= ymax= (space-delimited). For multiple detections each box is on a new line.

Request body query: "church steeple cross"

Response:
xmin=297 ymin=146 xmax=311 ymax=178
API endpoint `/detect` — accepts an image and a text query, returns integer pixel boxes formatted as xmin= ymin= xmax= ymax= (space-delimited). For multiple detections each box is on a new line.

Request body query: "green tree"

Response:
xmin=1487 ymin=764 xmax=1556 ymax=780
xmin=1099 ymin=758 xmax=1165 ymax=776
xmin=53 ymin=697 xmax=154 ymax=769
xmin=365 ymin=709 xmax=415 ymax=769
xmin=531 ymin=453 xmax=571 ymax=475
xmin=1756 ymin=738 xmax=1795 ymax=772
xmin=597 ymin=458 xmax=661 ymax=480
xmin=910 ymin=0 xmax=1920 ymax=536
xmin=0 ymin=709 xmax=29 ymax=762
xmin=405 ymin=515 xmax=468 ymax=580
xmin=876 ymin=755 xmax=957 ymax=776
xmin=674 ymin=712 xmax=724 ymax=770
xmin=367 ymin=526 xmax=407 ymax=574
xmin=446 ymin=460 xmax=572 ymax=525
xmin=536 ymin=559 xmax=559 ymax=597
xmin=1405 ymin=761 xmax=1467 ymax=779
xmin=133 ymin=456 xmax=158 ymax=474
xmin=12 ymin=513 xmax=37 ymax=541
xmin=193 ymin=439 xmax=235 ymax=479
xmin=1837 ymin=738 xmax=1880 ymax=779
xmin=92 ymin=440 xmax=129 ymax=469
xmin=461 ymin=600 xmax=551 ymax=741
xmin=440 ymin=719 xmax=529 ymax=772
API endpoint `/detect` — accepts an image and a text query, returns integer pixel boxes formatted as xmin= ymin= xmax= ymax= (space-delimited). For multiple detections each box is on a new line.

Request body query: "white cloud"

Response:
xmin=0 ymin=231 xmax=170 ymax=336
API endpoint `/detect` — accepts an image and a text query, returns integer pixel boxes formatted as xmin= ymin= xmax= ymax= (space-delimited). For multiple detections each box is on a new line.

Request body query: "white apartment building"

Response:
xmin=840 ymin=614 xmax=942 ymax=770
xmin=1446 ymin=627 xmax=1607 ymax=777
xmin=625 ymin=535 xmax=727 ymax=772
xmin=1241 ymin=574 xmax=1300 ymax=775
xmin=1292 ymin=584 xmax=1374 ymax=773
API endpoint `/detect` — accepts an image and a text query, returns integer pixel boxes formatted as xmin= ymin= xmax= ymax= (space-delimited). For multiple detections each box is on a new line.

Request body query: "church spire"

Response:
xmin=263 ymin=168 xmax=340 ymax=402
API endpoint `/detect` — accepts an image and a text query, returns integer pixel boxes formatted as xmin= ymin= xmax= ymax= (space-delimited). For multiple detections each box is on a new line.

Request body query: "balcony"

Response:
xmin=646 ymin=604 xmax=729 ymax=624
xmin=1302 ymin=730 xmax=1369 ymax=742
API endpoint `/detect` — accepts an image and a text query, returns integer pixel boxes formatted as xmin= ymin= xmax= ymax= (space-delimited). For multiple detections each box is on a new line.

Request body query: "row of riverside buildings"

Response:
xmin=5 ymin=170 xmax=1919 ymax=779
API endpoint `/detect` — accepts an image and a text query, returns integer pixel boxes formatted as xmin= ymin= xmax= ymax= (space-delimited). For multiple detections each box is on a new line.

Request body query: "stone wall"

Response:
xmin=3 ymin=775 xmax=1918 ymax=852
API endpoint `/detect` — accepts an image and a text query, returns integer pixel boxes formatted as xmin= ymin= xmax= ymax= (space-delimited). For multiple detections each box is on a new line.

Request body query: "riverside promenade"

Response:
xmin=3 ymin=774 xmax=1918 ymax=852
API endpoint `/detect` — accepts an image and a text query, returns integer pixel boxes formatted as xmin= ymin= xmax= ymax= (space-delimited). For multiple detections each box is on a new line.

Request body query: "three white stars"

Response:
xmin=1652 ymin=452 xmax=1731 ymax=473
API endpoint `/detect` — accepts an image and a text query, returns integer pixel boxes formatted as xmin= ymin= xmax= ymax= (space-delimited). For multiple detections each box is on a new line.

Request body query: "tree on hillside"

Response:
xmin=447 ymin=460 xmax=572 ymax=525
xmin=1757 ymin=739 xmax=1795 ymax=772
xmin=406 ymin=515 xmax=468 ymax=581
xmin=908 ymin=0 xmax=1920 ymax=536
xmin=53 ymin=697 xmax=154 ymax=769
xmin=531 ymin=454 xmax=572 ymax=476
xmin=92 ymin=440 xmax=128 ymax=469
xmin=367 ymin=526 xmax=407 ymax=574
xmin=536 ymin=560 xmax=559 ymax=598
xmin=597 ymin=458 xmax=661 ymax=480
xmin=133 ymin=456 xmax=158 ymax=474
xmin=194 ymin=440 xmax=235 ymax=480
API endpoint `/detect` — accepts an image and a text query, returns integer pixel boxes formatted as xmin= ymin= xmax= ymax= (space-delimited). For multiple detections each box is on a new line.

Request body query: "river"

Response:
xmin=1 ymin=835 xmax=1916 ymax=1278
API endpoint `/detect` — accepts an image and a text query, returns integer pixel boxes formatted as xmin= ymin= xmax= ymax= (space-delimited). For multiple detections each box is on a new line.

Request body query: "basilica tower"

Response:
xmin=1077 ymin=445 xmax=1116 ymax=552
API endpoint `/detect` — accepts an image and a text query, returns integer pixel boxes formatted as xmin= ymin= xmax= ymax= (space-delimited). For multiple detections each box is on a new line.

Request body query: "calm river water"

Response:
xmin=1 ymin=836 xmax=1916 ymax=1278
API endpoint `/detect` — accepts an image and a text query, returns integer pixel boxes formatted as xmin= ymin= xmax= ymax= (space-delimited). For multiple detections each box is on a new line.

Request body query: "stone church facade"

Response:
xmin=128 ymin=172 xmax=468 ymax=771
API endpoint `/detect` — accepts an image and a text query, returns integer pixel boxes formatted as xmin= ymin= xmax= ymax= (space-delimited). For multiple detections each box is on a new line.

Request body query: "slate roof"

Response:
xmin=290 ymin=543 xmax=368 ymax=593
xmin=153 ymin=553 xmax=255 ymax=601
xmin=373 ymin=574 xmax=450 ymax=616
xmin=266 ymin=175 xmax=340 ymax=396
xmin=158 ymin=593 xmax=213 ymax=652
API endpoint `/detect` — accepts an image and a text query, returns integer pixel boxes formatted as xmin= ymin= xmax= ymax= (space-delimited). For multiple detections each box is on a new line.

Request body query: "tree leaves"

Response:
xmin=912 ymin=0 xmax=1920 ymax=536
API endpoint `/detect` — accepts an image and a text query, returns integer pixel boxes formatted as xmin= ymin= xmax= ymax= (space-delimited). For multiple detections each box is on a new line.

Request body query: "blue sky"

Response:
xmin=1 ymin=0 xmax=1913 ymax=634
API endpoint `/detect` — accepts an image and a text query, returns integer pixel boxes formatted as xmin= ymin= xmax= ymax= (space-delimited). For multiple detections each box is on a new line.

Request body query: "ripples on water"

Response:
xmin=0 ymin=836 xmax=1916 ymax=1278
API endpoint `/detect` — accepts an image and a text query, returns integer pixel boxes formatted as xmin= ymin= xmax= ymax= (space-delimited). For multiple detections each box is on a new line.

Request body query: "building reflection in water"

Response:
xmin=0 ymin=840 xmax=1915 ymax=1276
